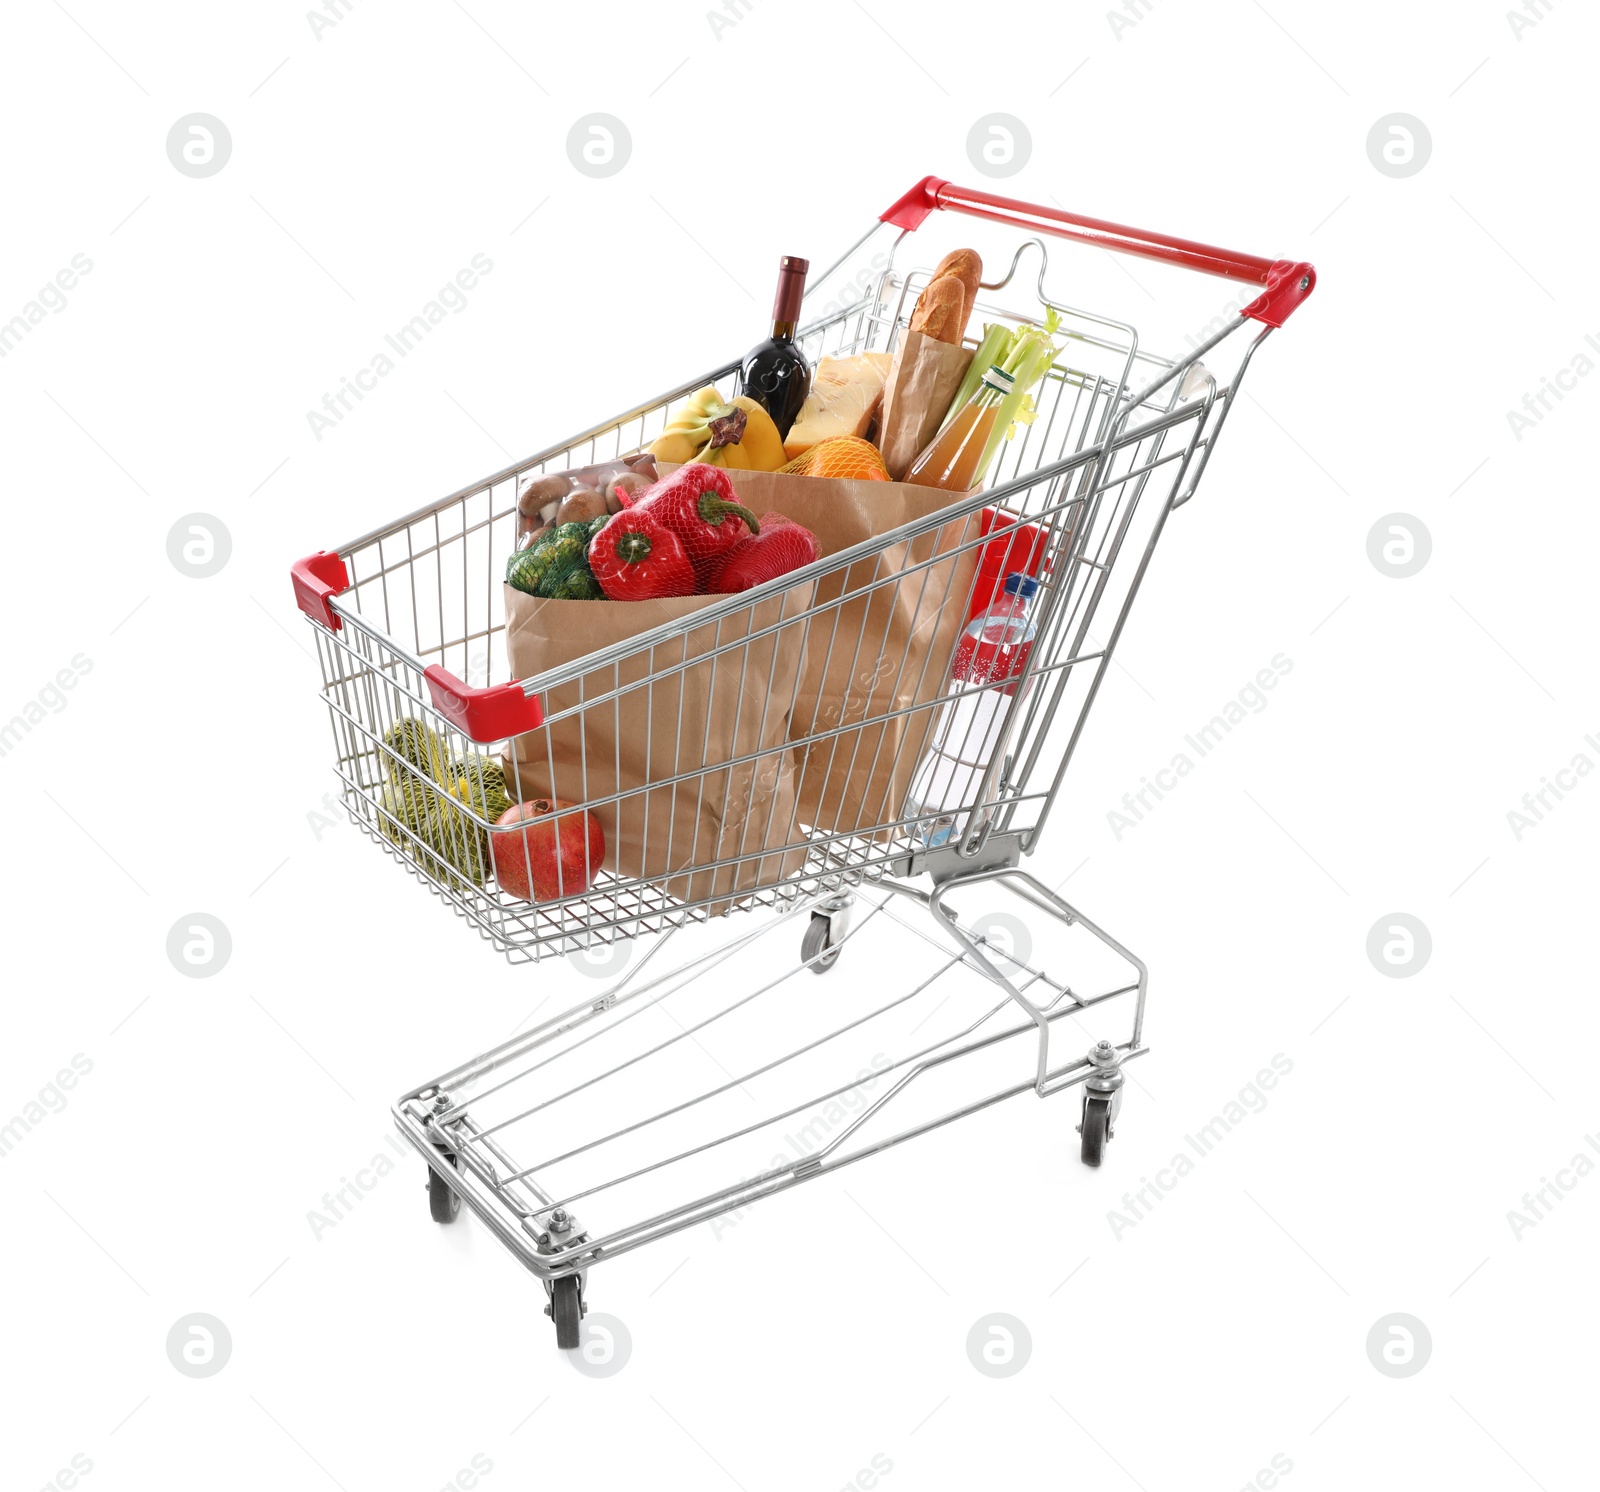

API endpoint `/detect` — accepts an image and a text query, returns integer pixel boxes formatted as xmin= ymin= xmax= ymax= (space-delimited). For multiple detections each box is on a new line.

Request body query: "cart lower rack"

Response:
xmin=293 ymin=177 xmax=1314 ymax=1348
xmin=396 ymin=874 xmax=1148 ymax=1343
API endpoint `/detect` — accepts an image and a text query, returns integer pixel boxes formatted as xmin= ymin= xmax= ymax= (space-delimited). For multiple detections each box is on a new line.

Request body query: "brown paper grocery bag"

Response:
xmin=876 ymin=329 xmax=974 ymax=480
xmin=501 ymin=580 xmax=814 ymax=912
xmin=705 ymin=468 xmax=982 ymax=846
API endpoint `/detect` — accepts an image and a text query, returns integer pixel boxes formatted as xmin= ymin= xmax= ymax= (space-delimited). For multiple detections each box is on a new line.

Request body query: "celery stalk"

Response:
xmin=973 ymin=309 xmax=1062 ymax=483
xmin=938 ymin=322 xmax=1012 ymax=434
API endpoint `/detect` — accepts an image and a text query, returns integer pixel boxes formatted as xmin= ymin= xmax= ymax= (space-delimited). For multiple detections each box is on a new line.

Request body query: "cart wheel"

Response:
xmin=1079 ymin=1095 xmax=1112 ymax=1168
xmin=551 ymin=1275 xmax=582 ymax=1349
xmin=802 ymin=912 xmax=840 ymax=974
xmin=428 ymin=1154 xmax=461 ymax=1223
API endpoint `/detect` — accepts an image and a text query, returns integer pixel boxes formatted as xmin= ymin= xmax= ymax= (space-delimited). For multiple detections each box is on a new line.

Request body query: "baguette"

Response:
xmin=909 ymin=273 xmax=966 ymax=344
xmin=931 ymin=248 xmax=982 ymax=331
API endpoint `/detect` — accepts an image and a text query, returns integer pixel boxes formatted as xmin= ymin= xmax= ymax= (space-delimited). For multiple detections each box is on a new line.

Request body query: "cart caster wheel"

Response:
xmin=802 ymin=912 xmax=840 ymax=974
xmin=427 ymin=1155 xmax=461 ymax=1223
xmin=1079 ymin=1095 xmax=1112 ymax=1168
xmin=550 ymin=1275 xmax=583 ymax=1349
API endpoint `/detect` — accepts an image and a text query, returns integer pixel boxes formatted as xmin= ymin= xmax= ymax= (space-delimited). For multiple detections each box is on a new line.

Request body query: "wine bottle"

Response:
xmin=740 ymin=255 xmax=811 ymax=441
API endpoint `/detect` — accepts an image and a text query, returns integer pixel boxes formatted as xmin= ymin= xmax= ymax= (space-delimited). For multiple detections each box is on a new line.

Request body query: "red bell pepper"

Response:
xmin=707 ymin=512 xmax=820 ymax=594
xmin=638 ymin=463 xmax=759 ymax=590
xmin=588 ymin=508 xmax=697 ymax=601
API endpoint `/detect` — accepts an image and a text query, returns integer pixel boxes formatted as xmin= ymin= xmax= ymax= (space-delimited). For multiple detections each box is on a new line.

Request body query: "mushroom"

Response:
xmin=555 ymin=487 xmax=610 ymax=526
xmin=517 ymin=473 xmax=572 ymax=518
xmin=605 ymin=470 xmax=651 ymax=512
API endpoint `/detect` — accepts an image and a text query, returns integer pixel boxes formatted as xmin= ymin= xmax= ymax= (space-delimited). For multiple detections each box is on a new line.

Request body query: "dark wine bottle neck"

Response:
xmin=770 ymin=255 xmax=808 ymax=337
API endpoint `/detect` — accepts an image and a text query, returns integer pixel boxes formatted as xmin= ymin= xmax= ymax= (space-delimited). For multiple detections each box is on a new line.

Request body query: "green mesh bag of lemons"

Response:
xmin=379 ymin=718 xmax=512 ymax=892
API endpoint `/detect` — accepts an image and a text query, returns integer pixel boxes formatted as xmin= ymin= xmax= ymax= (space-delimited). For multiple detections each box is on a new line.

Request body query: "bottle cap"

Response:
xmin=773 ymin=256 xmax=809 ymax=324
xmin=980 ymin=364 xmax=1016 ymax=395
xmin=1003 ymin=571 xmax=1039 ymax=599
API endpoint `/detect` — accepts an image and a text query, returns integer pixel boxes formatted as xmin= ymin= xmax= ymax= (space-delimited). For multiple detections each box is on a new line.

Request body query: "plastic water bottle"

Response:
xmin=905 ymin=572 xmax=1039 ymax=847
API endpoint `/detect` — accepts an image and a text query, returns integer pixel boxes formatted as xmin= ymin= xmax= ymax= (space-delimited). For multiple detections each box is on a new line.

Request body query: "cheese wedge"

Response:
xmin=784 ymin=352 xmax=893 ymax=460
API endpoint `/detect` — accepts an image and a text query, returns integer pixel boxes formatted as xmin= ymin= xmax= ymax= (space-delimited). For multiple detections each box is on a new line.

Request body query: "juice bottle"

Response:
xmin=905 ymin=361 xmax=1020 ymax=491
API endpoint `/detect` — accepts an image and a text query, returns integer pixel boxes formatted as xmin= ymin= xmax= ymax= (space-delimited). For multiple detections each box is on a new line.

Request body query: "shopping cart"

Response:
xmin=292 ymin=177 xmax=1314 ymax=1347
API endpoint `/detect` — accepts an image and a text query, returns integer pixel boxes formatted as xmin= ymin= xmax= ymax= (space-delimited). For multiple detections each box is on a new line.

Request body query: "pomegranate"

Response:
xmin=491 ymin=798 xmax=605 ymax=902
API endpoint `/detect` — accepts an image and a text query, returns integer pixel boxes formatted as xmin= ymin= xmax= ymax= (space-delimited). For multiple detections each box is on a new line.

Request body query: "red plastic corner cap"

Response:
xmin=423 ymin=666 xmax=544 ymax=745
xmin=880 ymin=176 xmax=950 ymax=231
xmin=1241 ymin=260 xmax=1316 ymax=328
xmin=292 ymin=551 xmax=350 ymax=631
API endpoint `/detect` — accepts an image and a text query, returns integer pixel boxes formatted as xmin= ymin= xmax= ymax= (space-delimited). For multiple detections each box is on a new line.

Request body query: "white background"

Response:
xmin=2 ymin=0 xmax=1595 ymax=1488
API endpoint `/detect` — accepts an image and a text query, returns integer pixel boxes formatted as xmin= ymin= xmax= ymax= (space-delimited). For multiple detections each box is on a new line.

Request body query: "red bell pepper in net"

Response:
xmin=707 ymin=512 xmax=820 ymax=594
xmin=588 ymin=508 xmax=697 ymax=601
xmin=637 ymin=462 xmax=759 ymax=590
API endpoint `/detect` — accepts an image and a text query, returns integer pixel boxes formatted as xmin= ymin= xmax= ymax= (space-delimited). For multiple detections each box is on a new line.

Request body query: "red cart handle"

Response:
xmin=880 ymin=176 xmax=1314 ymax=328
xmin=292 ymin=551 xmax=350 ymax=631
xmin=423 ymin=667 xmax=543 ymax=744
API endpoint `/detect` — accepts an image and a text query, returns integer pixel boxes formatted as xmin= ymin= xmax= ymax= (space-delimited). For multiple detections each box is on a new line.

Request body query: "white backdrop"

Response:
xmin=3 ymin=0 xmax=1595 ymax=1487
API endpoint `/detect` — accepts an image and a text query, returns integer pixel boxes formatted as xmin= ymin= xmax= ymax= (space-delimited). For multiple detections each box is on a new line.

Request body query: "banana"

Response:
xmin=648 ymin=430 xmax=705 ymax=465
xmin=648 ymin=387 xmax=787 ymax=472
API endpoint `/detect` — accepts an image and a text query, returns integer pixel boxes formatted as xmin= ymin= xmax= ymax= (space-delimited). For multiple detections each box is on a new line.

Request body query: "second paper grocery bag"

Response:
xmin=709 ymin=469 xmax=983 ymax=845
